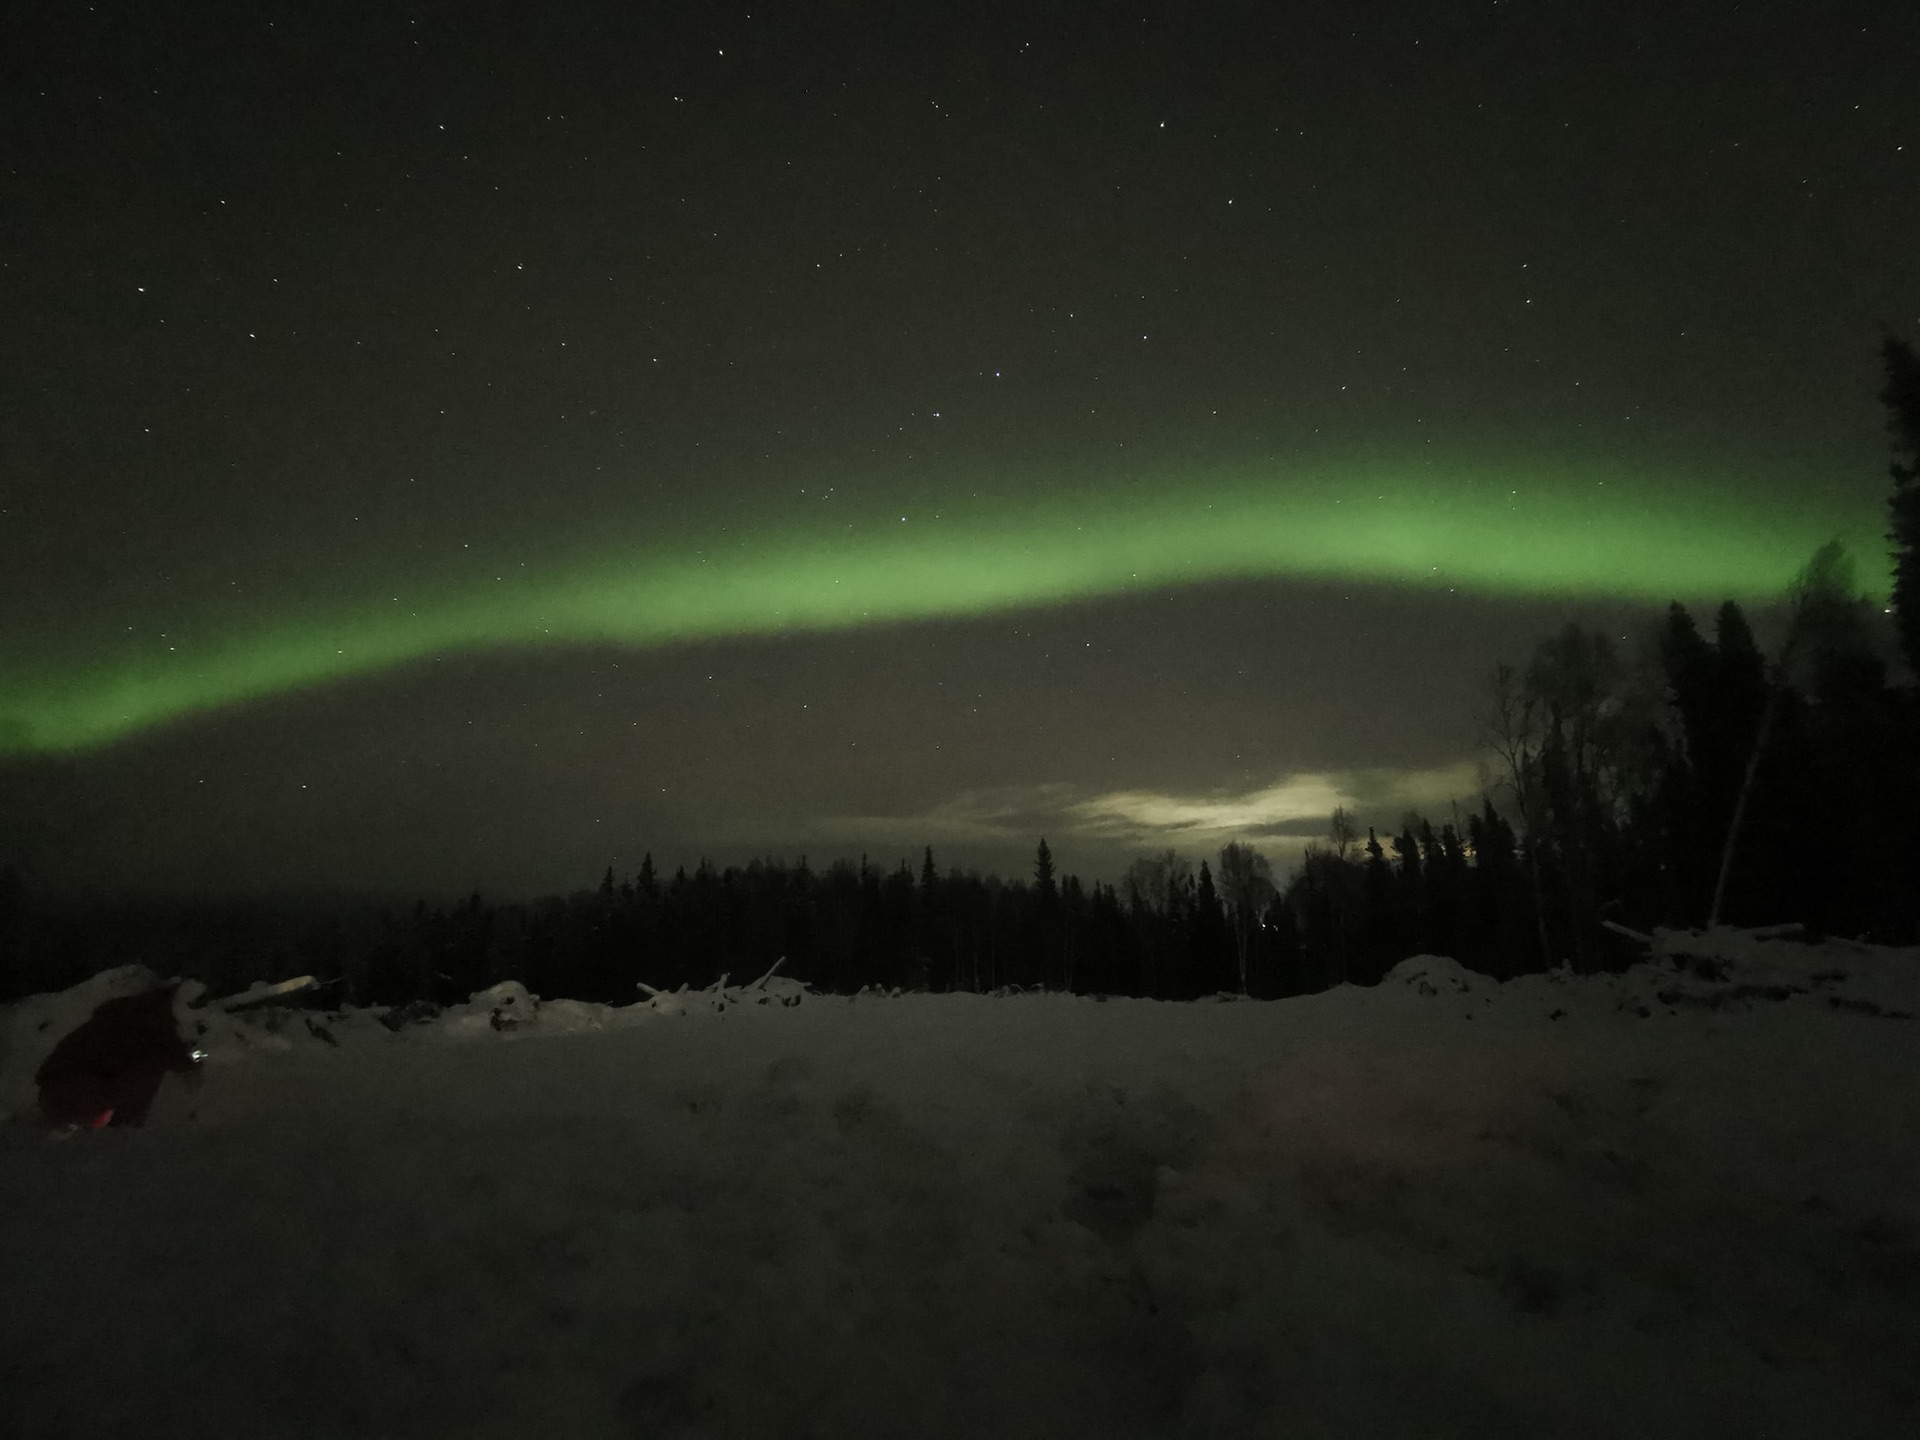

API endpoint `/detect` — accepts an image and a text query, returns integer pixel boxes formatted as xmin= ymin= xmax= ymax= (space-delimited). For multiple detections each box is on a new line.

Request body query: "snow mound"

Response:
xmin=535 ymin=997 xmax=617 ymax=1034
xmin=1624 ymin=926 xmax=1920 ymax=1019
xmin=1383 ymin=953 xmax=1478 ymax=997
xmin=438 ymin=980 xmax=545 ymax=1037
xmin=434 ymin=982 xmax=660 ymax=1039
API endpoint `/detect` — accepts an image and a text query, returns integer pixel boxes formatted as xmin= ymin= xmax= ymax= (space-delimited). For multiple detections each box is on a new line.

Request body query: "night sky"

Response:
xmin=3 ymin=0 xmax=1914 ymax=899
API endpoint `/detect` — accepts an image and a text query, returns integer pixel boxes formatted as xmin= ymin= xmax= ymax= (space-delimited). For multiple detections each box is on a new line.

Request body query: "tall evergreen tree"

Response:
xmin=1390 ymin=825 xmax=1422 ymax=955
xmin=1060 ymin=874 xmax=1086 ymax=992
xmin=1658 ymin=603 xmax=1750 ymax=922
xmin=1429 ymin=822 xmax=1466 ymax=958
xmin=1189 ymin=860 xmax=1232 ymax=996
xmin=1028 ymin=838 xmax=1060 ymax=988
xmin=1882 ymin=334 xmax=1920 ymax=680
xmin=1714 ymin=603 xmax=1768 ymax=715
xmin=1261 ymin=892 xmax=1305 ymax=998
xmin=1363 ymin=828 xmax=1394 ymax=981
xmin=1462 ymin=797 xmax=1521 ymax=977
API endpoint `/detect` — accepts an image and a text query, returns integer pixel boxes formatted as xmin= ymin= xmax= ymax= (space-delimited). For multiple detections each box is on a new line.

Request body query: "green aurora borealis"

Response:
xmin=2 ymin=461 xmax=1886 ymax=756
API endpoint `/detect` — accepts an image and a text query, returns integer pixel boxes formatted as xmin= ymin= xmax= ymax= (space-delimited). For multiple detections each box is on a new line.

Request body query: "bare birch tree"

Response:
xmin=1217 ymin=841 xmax=1277 ymax=994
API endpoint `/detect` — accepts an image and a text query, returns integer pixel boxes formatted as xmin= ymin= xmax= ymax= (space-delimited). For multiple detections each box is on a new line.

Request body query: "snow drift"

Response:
xmin=2 ymin=931 xmax=1915 ymax=1438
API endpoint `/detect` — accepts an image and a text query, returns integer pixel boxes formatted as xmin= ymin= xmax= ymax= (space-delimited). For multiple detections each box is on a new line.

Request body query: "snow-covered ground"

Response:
xmin=3 ymin=933 xmax=1917 ymax=1439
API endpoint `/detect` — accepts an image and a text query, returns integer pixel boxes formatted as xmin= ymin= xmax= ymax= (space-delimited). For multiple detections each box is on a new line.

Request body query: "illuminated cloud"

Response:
xmin=1069 ymin=762 xmax=1484 ymax=846
xmin=1070 ymin=775 xmax=1350 ymax=839
xmin=805 ymin=763 xmax=1486 ymax=865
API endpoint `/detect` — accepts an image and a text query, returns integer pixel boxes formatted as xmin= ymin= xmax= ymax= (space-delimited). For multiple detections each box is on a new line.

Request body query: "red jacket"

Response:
xmin=35 ymin=985 xmax=201 ymax=1129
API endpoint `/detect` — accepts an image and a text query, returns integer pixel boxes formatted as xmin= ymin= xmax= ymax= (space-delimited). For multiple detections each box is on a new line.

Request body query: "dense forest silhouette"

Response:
xmin=2 ymin=339 xmax=1916 ymax=1008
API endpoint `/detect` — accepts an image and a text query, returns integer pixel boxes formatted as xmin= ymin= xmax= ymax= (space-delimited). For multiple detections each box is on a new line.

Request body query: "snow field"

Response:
xmin=2 ymin=937 xmax=1917 ymax=1438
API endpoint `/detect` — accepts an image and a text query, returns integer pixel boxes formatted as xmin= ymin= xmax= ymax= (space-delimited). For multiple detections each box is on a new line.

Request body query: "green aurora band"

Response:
xmin=1 ymin=465 xmax=1888 ymax=754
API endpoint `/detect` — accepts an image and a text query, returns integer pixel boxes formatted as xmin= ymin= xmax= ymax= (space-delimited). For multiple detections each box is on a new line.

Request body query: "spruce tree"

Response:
xmin=1029 ymin=838 xmax=1059 ymax=990
xmin=1262 ymin=893 xmax=1304 ymax=998
xmin=1191 ymin=860 xmax=1231 ymax=995
xmin=1364 ymin=829 xmax=1394 ymax=981
xmin=1661 ymin=603 xmax=1714 ymax=722
xmin=1033 ymin=837 xmax=1057 ymax=902
xmin=1389 ymin=826 xmax=1422 ymax=956
xmin=1715 ymin=602 xmax=1768 ymax=714
xmin=1467 ymin=798 xmax=1521 ymax=977
xmin=1882 ymin=335 xmax=1920 ymax=680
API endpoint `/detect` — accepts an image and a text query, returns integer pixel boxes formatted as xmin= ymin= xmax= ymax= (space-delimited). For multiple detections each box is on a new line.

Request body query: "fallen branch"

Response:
xmin=211 ymin=976 xmax=318 ymax=1012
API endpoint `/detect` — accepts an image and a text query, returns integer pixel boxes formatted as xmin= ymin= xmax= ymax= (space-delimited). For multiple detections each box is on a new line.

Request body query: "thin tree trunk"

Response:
xmin=1712 ymin=587 xmax=1812 ymax=936
xmin=1708 ymin=682 xmax=1784 ymax=929
xmin=1526 ymin=845 xmax=1554 ymax=969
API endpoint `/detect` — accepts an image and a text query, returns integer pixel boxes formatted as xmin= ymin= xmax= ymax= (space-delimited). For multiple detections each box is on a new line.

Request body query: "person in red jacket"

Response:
xmin=35 ymin=984 xmax=203 ymax=1130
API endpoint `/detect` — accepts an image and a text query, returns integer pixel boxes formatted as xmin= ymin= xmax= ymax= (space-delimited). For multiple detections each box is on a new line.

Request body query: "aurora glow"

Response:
xmin=1 ymin=462 xmax=1884 ymax=756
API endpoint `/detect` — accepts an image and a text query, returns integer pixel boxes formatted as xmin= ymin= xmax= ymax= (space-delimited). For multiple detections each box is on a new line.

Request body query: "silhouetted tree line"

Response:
xmin=0 ymin=339 xmax=1915 ymax=1006
xmin=1283 ymin=336 xmax=1920 ymax=977
xmin=0 ymin=844 xmax=1275 ymax=1006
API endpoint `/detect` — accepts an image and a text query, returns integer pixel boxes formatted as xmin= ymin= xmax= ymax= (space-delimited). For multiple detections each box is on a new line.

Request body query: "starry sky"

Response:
xmin=2 ymin=0 xmax=1914 ymax=899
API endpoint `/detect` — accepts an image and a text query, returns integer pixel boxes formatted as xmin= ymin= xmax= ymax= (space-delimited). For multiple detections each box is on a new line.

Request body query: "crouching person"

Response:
xmin=36 ymin=984 xmax=203 ymax=1130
